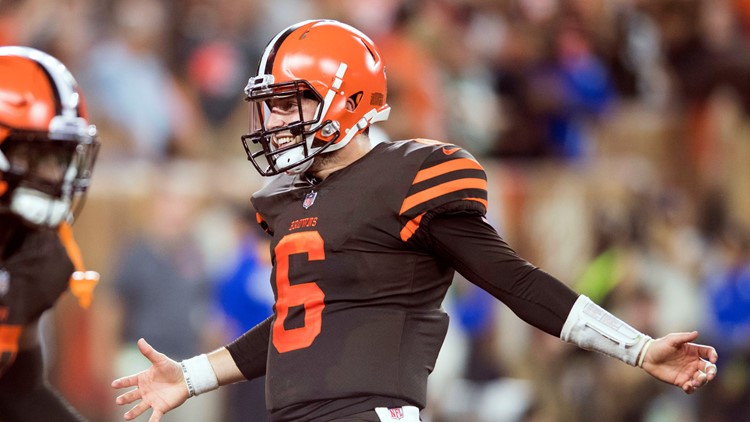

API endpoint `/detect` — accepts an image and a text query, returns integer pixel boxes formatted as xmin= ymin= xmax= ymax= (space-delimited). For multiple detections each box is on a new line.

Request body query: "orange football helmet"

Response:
xmin=0 ymin=46 xmax=99 ymax=227
xmin=241 ymin=19 xmax=390 ymax=176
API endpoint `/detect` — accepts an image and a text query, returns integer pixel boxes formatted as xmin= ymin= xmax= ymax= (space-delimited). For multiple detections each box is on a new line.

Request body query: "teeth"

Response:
xmin=275 ymin=136 xmax=297 ymax=148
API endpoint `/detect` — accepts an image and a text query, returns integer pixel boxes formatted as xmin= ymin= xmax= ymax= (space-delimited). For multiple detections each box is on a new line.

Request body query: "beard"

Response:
xmin=308 ymin=147 xmax=342 ymax=174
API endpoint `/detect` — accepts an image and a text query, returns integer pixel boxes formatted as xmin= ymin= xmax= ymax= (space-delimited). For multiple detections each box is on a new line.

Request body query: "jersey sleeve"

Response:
xmin=225 ymin=316 xmax=272 ymax=380
xmin=426 ymin=212 xmax=579 ymax=337
xmin=398 ymin=143 xmax=488 ymax=243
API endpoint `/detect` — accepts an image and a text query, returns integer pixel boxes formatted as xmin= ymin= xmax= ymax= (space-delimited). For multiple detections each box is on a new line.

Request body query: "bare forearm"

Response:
xmin=207 ymin=347 xmax=247 ymax=386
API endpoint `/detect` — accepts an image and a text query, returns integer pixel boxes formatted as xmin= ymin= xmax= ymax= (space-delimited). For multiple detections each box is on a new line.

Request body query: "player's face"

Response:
xmin=266 ymin=96 xmax=320 ymax=151
xmin=1 ymin=139 xmax=76 ymax=194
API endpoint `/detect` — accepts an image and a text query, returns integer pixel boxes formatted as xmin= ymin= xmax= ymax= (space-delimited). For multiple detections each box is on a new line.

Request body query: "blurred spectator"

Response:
xmin=697 ymin=188 xmax=750 ymax=421
xmin=211 ymin=205 xmax=274 ymax=422
xmin=604 ymin=1 xmax=670 ymax=107
xmin=179 ymin=0 xmax=268 ymax=129
xmin=494 ymin=17 xmax=615 ymax=160
xmin=375 ymin=1 xmax=448 ymax=141
xmin=81 ymin=0 xmax=204 ymax=161
xmin=109 ymin=169 xmax=219 ymax=421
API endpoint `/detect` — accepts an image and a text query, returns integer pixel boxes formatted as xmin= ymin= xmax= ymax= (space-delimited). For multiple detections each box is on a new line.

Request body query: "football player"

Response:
xmin=113 ymin=20 xmax=718 ymax=422
xmin=0 ymin=47 xmax=100 ymax=421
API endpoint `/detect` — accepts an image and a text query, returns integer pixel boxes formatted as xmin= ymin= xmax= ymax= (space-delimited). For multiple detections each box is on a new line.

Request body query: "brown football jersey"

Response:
xmin=250 ymin=139 xmax=487 ymax=419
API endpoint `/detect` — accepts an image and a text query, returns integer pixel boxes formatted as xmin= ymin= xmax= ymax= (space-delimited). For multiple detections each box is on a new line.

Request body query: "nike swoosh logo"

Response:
xmin=442 ymin=146 xmax=460 ymax=155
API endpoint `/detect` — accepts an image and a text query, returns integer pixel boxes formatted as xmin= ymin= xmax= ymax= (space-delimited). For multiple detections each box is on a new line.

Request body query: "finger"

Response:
xmin=706 ymin=362 xmax=718 ymax=376
xmin=704 ymin=361 xmax=718 ymax=380
xmin=112 ymin=373 xmax=140 ymax=389
xmin=124 ymin=400 xmax=151 ymax=421
xmin=669 ymin=331 xmax=699 ymax=347
xmin=149 ymin=409 xmax=164 ymax=422
xmin=682 ymin=381 xmax=695 ymax=394
xmin=138 ymin=338 xmax=164 ymax=364
xmin=682 ymin=380 xmax=696 ymax=394
xmin=116 ymin=388 xmax=142 ymax=406
xmin=682 ymin=372 xmax=702 ymax=394
xmin=693 ymin=370 xmax=708 ymax=388
xmin=694 ymin=344 xmax=719 ymax=363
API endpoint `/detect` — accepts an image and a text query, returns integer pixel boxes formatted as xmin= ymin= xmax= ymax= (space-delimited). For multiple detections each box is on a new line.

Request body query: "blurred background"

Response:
xmin=3 ymin=0 xmax=750 ymax=420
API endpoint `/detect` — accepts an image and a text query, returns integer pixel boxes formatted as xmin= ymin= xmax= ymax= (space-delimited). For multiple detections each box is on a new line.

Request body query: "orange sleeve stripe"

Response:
xmin=256 ymin=212 xmax=265 ymax=225
xmin=400 ymin=178 xmax=487 ymax=215
xmin=0 ymin=325 xmax=22 ymax=353
xmin=400 ymin=212 xmax=425 ymax=242
xmin=412 ymin=158 xmax=484 ymax=184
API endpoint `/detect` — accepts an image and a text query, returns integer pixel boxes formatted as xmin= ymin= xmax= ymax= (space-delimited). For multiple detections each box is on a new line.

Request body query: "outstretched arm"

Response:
xmin=425 ymin=212 xmax=718 ymax=394
xmin=112 ymin=339 xmax=244 ymax=422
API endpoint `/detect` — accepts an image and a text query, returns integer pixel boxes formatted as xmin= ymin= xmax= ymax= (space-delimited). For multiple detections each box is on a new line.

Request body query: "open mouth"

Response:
xmin=273 ymin=135 xmax=300 ymax=150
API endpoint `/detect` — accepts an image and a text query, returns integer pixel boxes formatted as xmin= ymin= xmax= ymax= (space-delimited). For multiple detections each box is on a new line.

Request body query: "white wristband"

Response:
xmin=561 ymin=295 xmax=652 ymax=366
xmin=180 ymin=354 xmax=219 ymax=397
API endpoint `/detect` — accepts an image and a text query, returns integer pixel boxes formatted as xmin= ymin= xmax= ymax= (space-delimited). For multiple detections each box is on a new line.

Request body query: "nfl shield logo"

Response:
xmin=303 ymin=191 xmax=317 ymax=209
xmin=389 ymin=408 xmax=404 ymax=420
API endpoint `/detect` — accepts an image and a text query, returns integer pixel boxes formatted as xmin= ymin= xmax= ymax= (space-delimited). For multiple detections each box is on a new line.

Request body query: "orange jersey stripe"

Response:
xmin=400 ymin=178 xmax=487 ymax=215
xmin=0 ymin=325 xmax=22 ymax=353
xmin=400 ymin=212 xmax=425 ymax=242
xmin=412 ymin=158 xmax=483 ymax=184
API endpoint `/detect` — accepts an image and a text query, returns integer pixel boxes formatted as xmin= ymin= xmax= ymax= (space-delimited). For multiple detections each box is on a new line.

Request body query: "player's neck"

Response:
xmin=311 ymin=134 xmax=372 ymax=181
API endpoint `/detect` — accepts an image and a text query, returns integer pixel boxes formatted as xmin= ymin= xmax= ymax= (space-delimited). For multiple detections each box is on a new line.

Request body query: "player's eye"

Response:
xmin=269 ymin=97 xmax=298 ymax=114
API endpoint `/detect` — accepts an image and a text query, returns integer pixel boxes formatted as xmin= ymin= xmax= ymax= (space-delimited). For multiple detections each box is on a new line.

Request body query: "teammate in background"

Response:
xmin=113 ymin=20 xmax=718 ymax=422
xmin=0 ymin=47 xmax=100 ymax=421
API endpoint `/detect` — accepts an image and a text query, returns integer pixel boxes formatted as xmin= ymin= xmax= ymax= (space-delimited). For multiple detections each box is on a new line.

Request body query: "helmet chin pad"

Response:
xmin=9 ymin=187 xmax=70 ymax=227
xmin=277 ymin=144 xmax=313 ymax=175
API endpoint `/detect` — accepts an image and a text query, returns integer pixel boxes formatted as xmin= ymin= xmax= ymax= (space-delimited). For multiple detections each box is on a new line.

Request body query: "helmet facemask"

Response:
xmin=0 ymin=122 xmax=99 ymax=228
xmin=241 ymin=77 xmax=344 ymax=176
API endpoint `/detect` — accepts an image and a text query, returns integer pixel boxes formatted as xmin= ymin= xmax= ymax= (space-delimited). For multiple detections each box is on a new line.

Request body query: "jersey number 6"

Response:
xmin=273 ymin=231 xmax=326 ymax=353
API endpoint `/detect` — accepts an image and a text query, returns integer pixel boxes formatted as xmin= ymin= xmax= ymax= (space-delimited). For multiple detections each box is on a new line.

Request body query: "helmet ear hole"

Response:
xmin=347 ymin=92 xmax=363 ymax=112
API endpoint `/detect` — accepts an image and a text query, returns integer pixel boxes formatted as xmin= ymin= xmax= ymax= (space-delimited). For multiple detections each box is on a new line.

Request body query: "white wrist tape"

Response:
xmin=560 ymin=295 xmax=652 ymax=366
xmin=180 ymin=354 xmax=219 ymax=397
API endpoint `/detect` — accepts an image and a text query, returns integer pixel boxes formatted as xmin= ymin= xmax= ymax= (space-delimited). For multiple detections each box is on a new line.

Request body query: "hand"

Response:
xmin=641 ymin=331 xmax=718 ymax=394
xmin=112 ymin=338 xmax=189 ymax=421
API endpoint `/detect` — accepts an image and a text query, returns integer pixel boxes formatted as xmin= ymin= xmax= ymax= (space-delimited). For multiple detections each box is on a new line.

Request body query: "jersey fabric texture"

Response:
xmin=0 ymin=219 xmax=74 ymax=374
xmin=0 ymin=346 xmax=87 ymax=422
